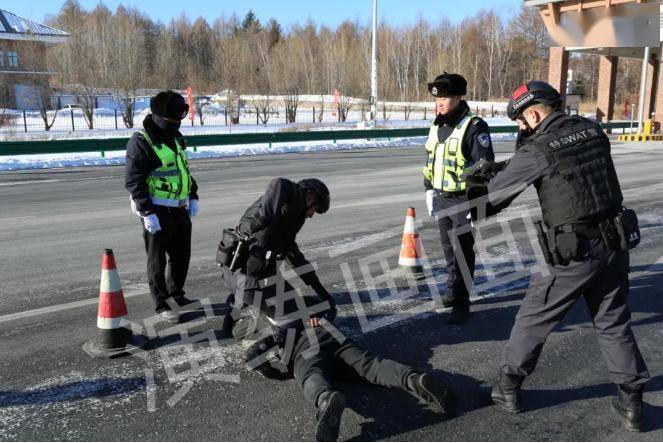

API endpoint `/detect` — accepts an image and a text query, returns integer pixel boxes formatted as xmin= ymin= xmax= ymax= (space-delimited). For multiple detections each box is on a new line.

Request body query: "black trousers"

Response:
xmin=142 ymin=206 xmax=192 ymax=312
xmin=293 ymin=329 xmax=415 ymax=406
xmin=502 ymin=239 xmax=649 ymax=385
xmin=436 ymin=193 xmax=476 ymax=307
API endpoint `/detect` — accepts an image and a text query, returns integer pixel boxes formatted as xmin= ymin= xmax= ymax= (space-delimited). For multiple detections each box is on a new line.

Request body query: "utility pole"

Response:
xmin=369 ymin=0 xmax=378 ymax=127
xmin=636 ymin=46 xmax=650 ymax=134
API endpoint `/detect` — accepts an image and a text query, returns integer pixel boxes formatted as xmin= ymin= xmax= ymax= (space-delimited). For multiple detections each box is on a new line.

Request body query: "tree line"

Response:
xmin=43 ymin=0 xmax=643 ymax=129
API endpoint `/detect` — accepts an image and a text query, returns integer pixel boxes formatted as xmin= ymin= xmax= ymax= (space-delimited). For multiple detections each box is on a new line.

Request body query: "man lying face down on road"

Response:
xmin=218 ymin=177 xmax=456 ymax=441
xmin=225 ymin=293 xmax=458 ymax=442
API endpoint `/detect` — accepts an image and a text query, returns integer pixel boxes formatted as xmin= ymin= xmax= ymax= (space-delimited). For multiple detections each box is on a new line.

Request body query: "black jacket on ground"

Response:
xmin=236 ymin=178 xmax=322 ymax=288
xmin=124 ymin=114 xmax=199 ymax=214
xmin=424 ymin=100 xmax=495 ymax=190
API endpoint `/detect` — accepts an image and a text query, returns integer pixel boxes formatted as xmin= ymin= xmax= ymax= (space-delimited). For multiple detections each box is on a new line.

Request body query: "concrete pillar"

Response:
xmin=643 ymin=54 xmax=659 ymax=121
xmin=548 ymin=47 xmax=569 ymax=108
xmin=655 ymin=48 xmax=663 ymax=131
xmin=596 ymin=56 xmax=618 ymax=123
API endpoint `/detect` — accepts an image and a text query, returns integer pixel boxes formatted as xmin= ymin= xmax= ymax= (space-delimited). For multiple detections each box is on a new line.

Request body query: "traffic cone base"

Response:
xmin=83 ymin=249 xmax=143 ymax=359
xmin=83 ymin=328 xmax=137 ymax=358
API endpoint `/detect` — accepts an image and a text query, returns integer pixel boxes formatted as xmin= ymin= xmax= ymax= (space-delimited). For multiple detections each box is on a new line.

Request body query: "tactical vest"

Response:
xmin=143 ymin=131 xmax=191 ymax=206
xmin=533 ymin=115 xmax=623 ymax=228
xmin=423 ymin=113 xmax=476 ymax=192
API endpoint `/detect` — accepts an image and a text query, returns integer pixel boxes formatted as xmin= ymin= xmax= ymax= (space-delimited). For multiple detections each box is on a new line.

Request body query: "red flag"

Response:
xmin=186 ymin=86 xmax=195 ymax=122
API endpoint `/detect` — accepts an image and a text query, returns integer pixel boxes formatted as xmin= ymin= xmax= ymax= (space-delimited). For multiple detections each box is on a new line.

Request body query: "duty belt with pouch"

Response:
xmin=533 ymin=221 xmax=578 ymax=266
xmin=534 ymin=212 xmax=638 ymax=267
xmin=534 ymin=221 xmax=606 ymax=266
xmin=614 ymin=208 xmax=641 ymax=250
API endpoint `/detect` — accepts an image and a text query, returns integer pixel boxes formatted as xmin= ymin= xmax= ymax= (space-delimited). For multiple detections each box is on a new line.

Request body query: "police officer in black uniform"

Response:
xmin=227 ymin=295 xmax=457 ymax=442
xmin=125 ymin=91 xmax=199 ymax=323
xmin=221 ymin=177 xmax=335 ymax=331
xmin=466 ymin=81 xmax=649 ymax=432
xmin=423 ymin=73 xmax=495 ymax=324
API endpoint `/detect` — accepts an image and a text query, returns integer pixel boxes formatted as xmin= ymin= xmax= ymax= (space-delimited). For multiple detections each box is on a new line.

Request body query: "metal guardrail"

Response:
xmin=0 ymin=121 xmax=632 ymax=157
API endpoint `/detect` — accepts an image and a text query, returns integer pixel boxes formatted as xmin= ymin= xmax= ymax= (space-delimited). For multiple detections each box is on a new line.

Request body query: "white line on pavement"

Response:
xmin=0 ymin=285 xmax=149 ymax=325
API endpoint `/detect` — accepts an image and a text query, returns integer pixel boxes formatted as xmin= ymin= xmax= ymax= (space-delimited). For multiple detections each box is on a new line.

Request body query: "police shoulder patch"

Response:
xmin=478 ymin=133 xmax=491 ymax=148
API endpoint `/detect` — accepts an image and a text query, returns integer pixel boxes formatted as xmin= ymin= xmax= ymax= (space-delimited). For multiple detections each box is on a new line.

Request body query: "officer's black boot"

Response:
xmin=491 ymin=373 xmax=524 ymax=413
xmin=315 ymin=391 xmax=346 ymax=442
xmin=221 ymin=294 xmax=235 ymax=336
xmin=405 ymin=373 xmax=458 ymax=417
xmin=446 ymin=305 xmax=470 ymax=325
xmin=433 ymin=294 xmax=454 ymax=312
xmin=611 ymin=384 xmax=644 ymax=432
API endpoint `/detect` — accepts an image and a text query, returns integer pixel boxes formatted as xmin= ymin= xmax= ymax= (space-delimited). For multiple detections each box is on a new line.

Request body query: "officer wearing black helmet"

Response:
xmin=465 ymin=81 xmax=649 ymax=431
xmin=220 ymin=177 xmax=335 ymax=331
xmin=423 ymin=72 xmax=495 ymax=324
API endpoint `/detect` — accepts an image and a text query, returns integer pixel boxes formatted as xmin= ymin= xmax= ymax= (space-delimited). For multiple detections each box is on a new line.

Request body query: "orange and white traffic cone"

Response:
xmin=83 ymin=249 xmax=137 ymax=358
xmin=398 ymin=207 xmax=424 ymax=276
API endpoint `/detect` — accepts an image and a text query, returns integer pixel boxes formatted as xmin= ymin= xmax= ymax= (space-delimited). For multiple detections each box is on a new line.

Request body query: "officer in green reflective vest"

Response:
xmin=423 ymin=73 xmax=495 ymax=324
xmin=125 ymin=91 xmax=200 ymax=324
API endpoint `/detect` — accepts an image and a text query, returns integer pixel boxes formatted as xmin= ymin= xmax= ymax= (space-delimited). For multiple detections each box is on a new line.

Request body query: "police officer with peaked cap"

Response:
xmin=465 ymin=81 xmax=649 ymax=431
xmin=125 ymin=91 xmax=200 ymax=324
xmin=423 ymin=72 xmax=495 ymax=324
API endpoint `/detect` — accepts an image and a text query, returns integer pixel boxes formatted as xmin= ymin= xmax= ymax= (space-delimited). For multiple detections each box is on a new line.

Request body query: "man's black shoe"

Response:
xmin=611 ymin=384 xmax=644 ymax=432
xmin=406 ymin=373 xmax=457 ymax=416
xmin=173 ymin=296 xmax=197 ymax=307
xmin=446 ymin=306 xmax=470 ymax=325
xmin=491 ymin=373 xmax=524 ymax=413
xmin=315 ymin=391 xmax=346 ymax=442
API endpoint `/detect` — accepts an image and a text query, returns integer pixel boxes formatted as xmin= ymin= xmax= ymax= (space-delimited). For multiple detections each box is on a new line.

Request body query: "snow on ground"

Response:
xmin=0 ymin=115 xmax=634 ymax=171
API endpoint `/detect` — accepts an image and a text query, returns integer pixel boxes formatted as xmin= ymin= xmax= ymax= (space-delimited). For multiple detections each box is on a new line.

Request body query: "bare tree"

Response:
xmin=284 ymin=87 xmax=300 ymax=123
xmin=337 ymin=94 xmax=354 ymax=122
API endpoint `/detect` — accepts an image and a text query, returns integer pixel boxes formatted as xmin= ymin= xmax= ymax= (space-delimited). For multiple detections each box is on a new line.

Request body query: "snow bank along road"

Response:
xmin=0 ymin=141 xmax=662 ymax=440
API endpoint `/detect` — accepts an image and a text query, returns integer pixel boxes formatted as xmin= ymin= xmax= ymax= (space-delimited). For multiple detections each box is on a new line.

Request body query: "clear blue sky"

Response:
xmin=10 ymin=0 xmax=524 ymax=29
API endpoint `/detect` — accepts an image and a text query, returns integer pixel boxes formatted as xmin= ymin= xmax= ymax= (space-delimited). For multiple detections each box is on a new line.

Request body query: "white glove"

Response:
xmin=188 ymin=199 xmax=199 ymax=217
xmin=129 ymin=196 xmax=140 ymax=216
xmin=425 ymin=189 xmax=439 ymax=217
xmin=142 ymin=213 xmax=161 ymax=234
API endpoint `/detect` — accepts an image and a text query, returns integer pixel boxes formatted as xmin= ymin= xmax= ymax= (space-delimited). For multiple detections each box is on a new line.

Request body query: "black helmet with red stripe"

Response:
xmin=507 ymin=81 xmax=562 ymax=120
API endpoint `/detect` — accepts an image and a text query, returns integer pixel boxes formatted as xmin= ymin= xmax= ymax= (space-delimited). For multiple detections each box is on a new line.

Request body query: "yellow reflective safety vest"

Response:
xmin=422 ymin=113 xmax=476 ymax=192
xmin=142 ymin=130 xmax=192 ymax=206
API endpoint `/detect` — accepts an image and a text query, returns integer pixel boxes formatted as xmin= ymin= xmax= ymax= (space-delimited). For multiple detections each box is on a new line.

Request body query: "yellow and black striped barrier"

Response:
xmin=617 ymin=134 xmax=663 ymax=142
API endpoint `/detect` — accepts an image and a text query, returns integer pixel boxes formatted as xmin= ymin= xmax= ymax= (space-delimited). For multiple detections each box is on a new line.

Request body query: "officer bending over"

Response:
xmin=466 ymin=81 xmax=649 ymax=432
xmin=220 ymin=177 xmax=335 ymax=331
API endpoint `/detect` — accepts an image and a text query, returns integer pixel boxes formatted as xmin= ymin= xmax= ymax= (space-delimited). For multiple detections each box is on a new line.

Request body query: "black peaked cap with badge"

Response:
xmin=428 ymin=72 xmax=467 ymax=97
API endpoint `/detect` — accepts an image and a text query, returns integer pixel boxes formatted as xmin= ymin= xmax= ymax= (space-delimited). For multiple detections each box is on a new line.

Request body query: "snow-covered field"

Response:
xmin=0 ymin=117 xmax=520 ymax=171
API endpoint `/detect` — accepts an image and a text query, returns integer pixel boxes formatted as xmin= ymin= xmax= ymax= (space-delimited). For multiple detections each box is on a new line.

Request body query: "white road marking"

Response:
xmin=0 ymin=215 xmax=37 ymax=221
xmin=0 ymin=176 xmax=118 ymax=187
xmin=0 ymin=284 xmax=149 ymax=325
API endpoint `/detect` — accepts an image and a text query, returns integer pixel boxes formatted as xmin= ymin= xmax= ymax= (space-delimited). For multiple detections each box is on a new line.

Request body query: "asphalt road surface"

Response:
xmin=1 ymin=140 xmax=662 ymax=441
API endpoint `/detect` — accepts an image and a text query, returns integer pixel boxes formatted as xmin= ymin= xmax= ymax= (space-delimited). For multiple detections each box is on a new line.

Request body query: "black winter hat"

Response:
xmin=150 ymin=90 xmax=189 ymax=120
xmin=428 ymin=72 xmax=467 ymax=97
